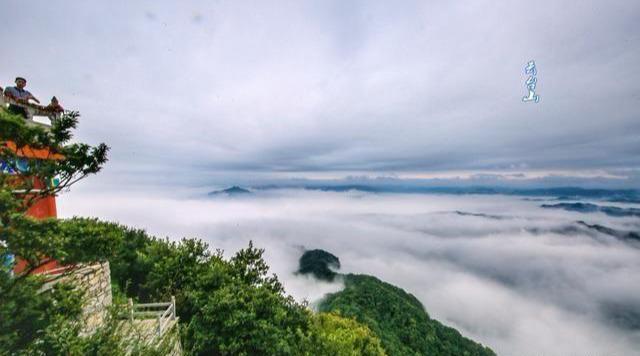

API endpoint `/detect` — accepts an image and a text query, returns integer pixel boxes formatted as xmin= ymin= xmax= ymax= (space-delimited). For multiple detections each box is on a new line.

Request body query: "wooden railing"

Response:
xmin=124 ymin=296 xmax=177 ymax=337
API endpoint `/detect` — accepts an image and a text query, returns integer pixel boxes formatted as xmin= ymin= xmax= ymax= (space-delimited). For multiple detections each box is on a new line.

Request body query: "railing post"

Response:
xmin=171 ymin=296 xmax=176 ymax=319
xmin=157 ymin=313 xmax=162 ymax=335
xmin=128 ymin=298 xmax=134 ymax=321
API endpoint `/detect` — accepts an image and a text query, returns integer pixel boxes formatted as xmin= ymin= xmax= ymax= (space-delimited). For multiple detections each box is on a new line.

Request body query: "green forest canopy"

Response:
xmin=297 ymin=248 xmax=495 ymax=356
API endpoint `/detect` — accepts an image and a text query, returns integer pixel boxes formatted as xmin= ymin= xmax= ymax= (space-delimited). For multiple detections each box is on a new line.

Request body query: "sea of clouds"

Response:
xmin=59 ymin=189 xmax=640 ymax=356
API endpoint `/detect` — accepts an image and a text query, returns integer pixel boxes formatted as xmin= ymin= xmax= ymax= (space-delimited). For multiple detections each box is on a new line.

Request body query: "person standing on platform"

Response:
xmin=4 ymin=77 xmax=40 ymax=118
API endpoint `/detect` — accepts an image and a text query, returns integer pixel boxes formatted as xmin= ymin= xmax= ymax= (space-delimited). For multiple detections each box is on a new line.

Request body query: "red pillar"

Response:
xmin=6 ymin=141 xmax=65 ymax=275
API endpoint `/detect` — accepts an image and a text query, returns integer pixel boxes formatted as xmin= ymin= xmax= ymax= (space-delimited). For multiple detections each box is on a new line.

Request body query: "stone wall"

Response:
xmin=41 ymin=261 xmax=113 ymax=335
xmin=39 ymin=261 xmax=183 ymax=354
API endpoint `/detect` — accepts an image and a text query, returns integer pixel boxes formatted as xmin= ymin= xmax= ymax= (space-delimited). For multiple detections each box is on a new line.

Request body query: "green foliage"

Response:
xmin=298 ymin=249 xmax=341 ymax=281
xmin=2 ymin=217 xmax=125 ymax=275
xmin=185 ymin=276 xmax=310 ymax=355
xmin=0 ymin=267 xmax=83 ymax=354
xmin=79 ymin=307 xmax=176 ymax=356
xmin=1 ymin=106 xmax=113 ymax=285
xmin=0 ymin=217 xmax=126 ymax=353
xmin=0 ymin=108 xmax=108 ymax=216
xmin=320 ymin=274 xmax=496 ymax=356
xmin=102 ymin=227 xmax=312 ymax=355
xmin=0 ymin=220 xmax=177 ymax=355
xmin=187 ymin=243 xmax=313 ymax=355
xmin=1 ymin=204 xmax=390 ymax=355
xmin=98 ymin=221 xmax=388 ymax=355
xmin=305 ymin=312 xmax=387 ymax=356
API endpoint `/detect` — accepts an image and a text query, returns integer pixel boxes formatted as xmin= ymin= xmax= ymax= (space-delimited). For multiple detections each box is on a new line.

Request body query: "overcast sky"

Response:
xmin=2 ymin=0 xmax=639 ymax=189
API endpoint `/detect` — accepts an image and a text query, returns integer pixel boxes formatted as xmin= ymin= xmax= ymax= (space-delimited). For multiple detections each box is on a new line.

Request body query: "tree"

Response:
xmin=0 ymin=108 xmax=109 ymax=273
xmin=183 ymin=242 xmax=312 ymax=355
xmin=0 ymin=107 xmax=112 ymax=353
xmin=320 ymin=274 xmax=496 ymax=356
xmin=297 ymin=249 xmax=341 ymax=282
xmin=305 ymin=312 xmax=387 ymax=356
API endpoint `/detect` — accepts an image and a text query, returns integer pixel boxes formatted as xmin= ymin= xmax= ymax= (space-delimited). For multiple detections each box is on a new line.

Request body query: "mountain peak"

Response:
xmin=208 ymin=186 xmax=252 ymax=196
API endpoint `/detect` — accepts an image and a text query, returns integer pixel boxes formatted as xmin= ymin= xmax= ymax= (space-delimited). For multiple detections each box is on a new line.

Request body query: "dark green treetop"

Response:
xmin=297 ymin=248 xmax=341 ymax=281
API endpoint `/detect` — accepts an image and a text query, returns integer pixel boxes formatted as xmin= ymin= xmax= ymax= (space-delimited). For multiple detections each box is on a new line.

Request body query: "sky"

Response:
xmin=1 ymin=0 xmax=639 ymax=190
xmin=59 ymin=190 xmax=640 ymax=356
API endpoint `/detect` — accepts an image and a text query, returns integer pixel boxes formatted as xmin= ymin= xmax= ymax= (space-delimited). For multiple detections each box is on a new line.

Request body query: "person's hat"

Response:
xmin=15 ymin=77 xmax=26 ymax=82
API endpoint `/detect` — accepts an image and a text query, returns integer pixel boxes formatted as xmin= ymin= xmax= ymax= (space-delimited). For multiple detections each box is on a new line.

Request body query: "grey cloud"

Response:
xmin=1 ymin=0 xmax=639 ymax=185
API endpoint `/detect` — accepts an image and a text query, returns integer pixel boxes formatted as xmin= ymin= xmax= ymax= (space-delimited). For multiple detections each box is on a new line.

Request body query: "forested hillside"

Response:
xmin=298 ymin=250 xmax=495 ymax=356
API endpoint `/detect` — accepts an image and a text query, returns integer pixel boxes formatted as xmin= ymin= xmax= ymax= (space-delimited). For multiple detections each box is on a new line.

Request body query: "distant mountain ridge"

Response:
xmin=252 ymin=185 xmax=639 ymax=199
xmin=576 ymin=221 xmax=640 ymax=243
xmin=541 ymin=202 xmax=640 ymax=217
xmin=207 ymin=186 xmax=252 ymax=196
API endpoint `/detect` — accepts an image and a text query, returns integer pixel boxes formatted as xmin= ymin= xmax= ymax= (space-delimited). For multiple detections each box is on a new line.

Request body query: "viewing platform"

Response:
xmin=0 ymin=92 xmax=62 ymax=128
